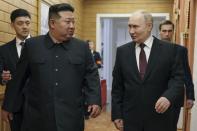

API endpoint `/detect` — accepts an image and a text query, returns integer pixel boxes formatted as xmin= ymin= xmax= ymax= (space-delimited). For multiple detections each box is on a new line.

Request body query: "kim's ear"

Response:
xmin=48 ymin=19 xmax=55 ymax=29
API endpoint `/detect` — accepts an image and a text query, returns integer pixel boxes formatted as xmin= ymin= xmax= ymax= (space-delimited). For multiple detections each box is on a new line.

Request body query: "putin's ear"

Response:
xmin=147 ymin=22 xmax=153 ymax=31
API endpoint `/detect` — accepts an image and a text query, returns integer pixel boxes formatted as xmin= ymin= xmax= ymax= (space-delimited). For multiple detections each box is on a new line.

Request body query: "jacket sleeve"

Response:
xmin=0 ymin=47 xmax=8 ymax=86
xmin=183 ymin=48 xmax=195 ymax=100
xmin=111 ymin=48 xmax=124 ymax=121
xmin=162 ymin=45 xmax=185 ymax=106
xmin=2 ymin=43 xmax=30 ymax=112
xmin=0 ymin=48 xmax=3 ymax=85
xmin=84 ymin=43 xmax=101 ymax=107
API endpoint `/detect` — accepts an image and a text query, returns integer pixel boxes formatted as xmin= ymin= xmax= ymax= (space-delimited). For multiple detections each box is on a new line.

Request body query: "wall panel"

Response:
xmin=83 ymin=0 xmax=173 ymax=44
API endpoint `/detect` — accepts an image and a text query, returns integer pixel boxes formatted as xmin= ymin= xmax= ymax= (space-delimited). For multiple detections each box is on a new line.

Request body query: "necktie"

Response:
xmin=139 ymin=43 xmax=147 ymax=79
xmin=20 ymin=42 xmax=25 ymax=49
xmin=20 ymin=42 xmax=25 ymax=57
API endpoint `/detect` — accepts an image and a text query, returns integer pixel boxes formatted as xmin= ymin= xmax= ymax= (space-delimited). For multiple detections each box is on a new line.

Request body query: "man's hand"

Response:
xmin=1 ymin=70 xmax=12 ymax=83
xmin=88 ymin=104 xmax=101 ymax=118
xmin=114 ymin=119 xmax=124 ymax=131
xmin=1 ymin=109 xmax=13 ymax=123
xmin=186 ymin=99 xmax=194 ymax=109
xmin=155 ymin=97 xmax=171 ymax=113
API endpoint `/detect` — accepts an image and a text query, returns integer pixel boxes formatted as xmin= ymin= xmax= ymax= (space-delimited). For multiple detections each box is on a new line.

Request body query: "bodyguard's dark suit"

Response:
xmin=112 ymin=37 xmax=184 ymax=131
xmin=4 ymin=34 xmax=101 ymax=131
xmin=0 ymin=39 xmax=25 ymax=131
xmin=92 ymin=51 xmax=102 ymax=68
xmin=173 ymin=44 xmax=195 ymax=124
xmin=175 ymin=45 xmax=195 ymax=101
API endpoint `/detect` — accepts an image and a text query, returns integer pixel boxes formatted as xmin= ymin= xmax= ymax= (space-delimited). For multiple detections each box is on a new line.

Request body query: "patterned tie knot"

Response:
xmin=139 ymin=43 xmax=146 ymax=49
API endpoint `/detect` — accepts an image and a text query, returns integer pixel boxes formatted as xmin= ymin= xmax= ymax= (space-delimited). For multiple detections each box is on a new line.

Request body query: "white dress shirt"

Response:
xmin=16 ymin=34 xmax=31 ymax=57
xmin=135 ymin=35 xmax=154 ymax=70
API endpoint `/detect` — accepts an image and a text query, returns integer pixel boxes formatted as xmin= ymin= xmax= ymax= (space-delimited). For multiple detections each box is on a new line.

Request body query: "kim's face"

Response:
xmin=50 ymin=11 xmax=75 ymax=41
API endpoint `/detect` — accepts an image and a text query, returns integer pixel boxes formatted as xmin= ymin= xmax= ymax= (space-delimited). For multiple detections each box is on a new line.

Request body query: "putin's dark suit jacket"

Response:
xmin=3 ymin=34 xmax=101 ymax=131
xmin=0 ymin=38 xmax=27 ymax=131
xmin=112 ymin=37 xmax=184 ymax=131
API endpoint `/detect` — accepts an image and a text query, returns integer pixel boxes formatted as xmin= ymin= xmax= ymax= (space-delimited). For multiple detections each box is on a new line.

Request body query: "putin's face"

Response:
xmin=128 ymin=14 xmax=152 ymax=43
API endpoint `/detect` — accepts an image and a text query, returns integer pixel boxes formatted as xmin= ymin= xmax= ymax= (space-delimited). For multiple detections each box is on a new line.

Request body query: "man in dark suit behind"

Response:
xmin=87 ymin=40 xmax=102 ymax=68
xmin=159 ymin=20 xmax=195 ymax=125
xmin=111 ymin=10 xmax=184 ymax=131
xmin=1 ymin=3 xmax=101 ymax=131
xmin=84 ymin=40 xmax=102 ymax=120
xmin=0 ymin=8 xmax=31 ymax=131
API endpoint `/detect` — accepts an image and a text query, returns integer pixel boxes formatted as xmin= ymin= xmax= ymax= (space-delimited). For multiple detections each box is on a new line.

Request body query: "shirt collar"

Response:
xmin=46 ymin=32 xmax=71 ymax=50
xmin=48 ymin=32 xmax=61 ymax=44
xmin=144 ymin=35 xmax=153 ymax=49
xmin=16 ymin=34 xmax=31 ymax=45
xmin=135 ymin=35 xmax=153 ymax=49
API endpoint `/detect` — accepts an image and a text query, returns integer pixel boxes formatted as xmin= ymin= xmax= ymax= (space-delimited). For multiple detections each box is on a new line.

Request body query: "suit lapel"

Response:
xmin=143 ymin=37 xmax=162 ymax=81
xmin=9 ymin=39 xmax=19 ymax=66
xmin=128 ymin=42 xmax=142 ymax=80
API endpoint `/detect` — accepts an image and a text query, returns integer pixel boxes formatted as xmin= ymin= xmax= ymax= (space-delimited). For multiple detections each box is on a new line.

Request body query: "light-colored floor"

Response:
xmin=85 ymin=111 xmax=118 ymax=131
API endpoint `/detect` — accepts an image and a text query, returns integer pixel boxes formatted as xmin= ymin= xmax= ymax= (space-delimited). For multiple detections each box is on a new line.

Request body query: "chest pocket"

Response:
xmin=70 ymin=58 xmax=84 ymax=65
xmin=29 ymin=57 xmax=47 ymax=75
xmin=69 ymin=57 xmax=85 ymax=75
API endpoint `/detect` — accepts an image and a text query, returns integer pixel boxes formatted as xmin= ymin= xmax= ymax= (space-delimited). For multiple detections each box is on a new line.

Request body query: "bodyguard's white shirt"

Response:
xmin=135 ymin=35 xmax=154 ymax=70
xmin=16 ymin=34 xmax=31 ymax=57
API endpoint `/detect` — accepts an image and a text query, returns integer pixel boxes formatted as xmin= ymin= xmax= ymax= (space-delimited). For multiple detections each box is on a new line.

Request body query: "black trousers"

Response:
xmin=174 ymin=107 xmax=181 ymax=125
xmin=9 ymin=112 xmax=23 ymax=131
xmin=84 ymin=103 xmax=90 ymax=118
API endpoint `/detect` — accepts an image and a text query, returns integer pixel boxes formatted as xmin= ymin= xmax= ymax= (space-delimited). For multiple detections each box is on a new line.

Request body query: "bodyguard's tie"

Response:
xmin=139 ymin=43 xmax=147 ymax=79
xmin=20 ymin=41 xmax=25 ymax=50
xmin=20 ymin=41 xmax=25 ymax=57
